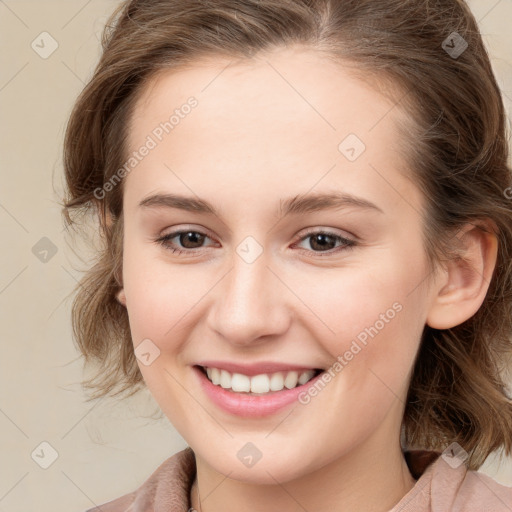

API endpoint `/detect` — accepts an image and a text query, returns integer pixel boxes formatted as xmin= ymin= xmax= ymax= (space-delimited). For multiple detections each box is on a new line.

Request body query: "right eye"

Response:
xmin=155 ymin=229 xmax=217 ymax=255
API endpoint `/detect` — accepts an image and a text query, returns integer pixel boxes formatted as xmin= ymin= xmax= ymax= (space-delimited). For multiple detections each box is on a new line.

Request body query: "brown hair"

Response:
xmin=61 ymin=0 xmax=512 ymax=470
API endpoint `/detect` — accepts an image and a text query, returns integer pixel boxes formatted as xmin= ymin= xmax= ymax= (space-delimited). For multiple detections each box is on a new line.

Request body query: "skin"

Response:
xmin=114 ymin=45 xmax=497 ymax=512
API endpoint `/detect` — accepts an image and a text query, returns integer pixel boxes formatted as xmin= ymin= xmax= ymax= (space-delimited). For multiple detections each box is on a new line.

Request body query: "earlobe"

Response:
xmin=116 ymin=288 xmax=127 ymax=307
xmin=94 ymin=200 xmax=115 ymax=232
xmin=426 ymin=222 xmax=498 ymax=330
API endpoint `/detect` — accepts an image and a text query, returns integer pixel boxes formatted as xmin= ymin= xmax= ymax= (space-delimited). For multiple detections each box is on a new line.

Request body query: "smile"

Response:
xmin=201 ymin=366 xmax=322 ymax=394
xmin=193 ymin=365 xmax=326 ymax=417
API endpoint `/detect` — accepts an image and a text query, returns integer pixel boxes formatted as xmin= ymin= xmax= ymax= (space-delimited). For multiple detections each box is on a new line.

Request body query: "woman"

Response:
xmin=61 ymin=0 xmax=512 ymax=510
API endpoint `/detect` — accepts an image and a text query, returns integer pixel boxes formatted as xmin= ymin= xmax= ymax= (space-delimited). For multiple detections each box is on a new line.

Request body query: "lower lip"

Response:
xmin=193 ymin=366 xmax=325 ymax=418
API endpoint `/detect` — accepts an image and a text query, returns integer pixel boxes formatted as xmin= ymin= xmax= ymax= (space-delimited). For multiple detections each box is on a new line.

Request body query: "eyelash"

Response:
xmin=154 ymin=228 xmax=357 ymax=258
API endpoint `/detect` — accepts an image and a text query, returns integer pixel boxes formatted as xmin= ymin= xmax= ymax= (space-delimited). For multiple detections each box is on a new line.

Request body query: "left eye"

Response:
xmin=293 ymin=230 xmax=356 ymax=255
xmin=155 ymin=229 xmax=357 ymax=256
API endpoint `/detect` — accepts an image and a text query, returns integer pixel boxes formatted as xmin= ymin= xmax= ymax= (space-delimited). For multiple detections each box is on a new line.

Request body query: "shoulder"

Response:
xmin=83 ymin=446 xmax=196 ymax=512
xmin=393 ymin=450 xmax=512 ymax=512
xmin=428 ymin=454 xmax=512 ymax=512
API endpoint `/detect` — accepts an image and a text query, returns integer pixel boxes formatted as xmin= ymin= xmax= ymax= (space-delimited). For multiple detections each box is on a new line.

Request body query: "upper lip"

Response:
xmin=194 ymin=360 xmax=322 ymax=377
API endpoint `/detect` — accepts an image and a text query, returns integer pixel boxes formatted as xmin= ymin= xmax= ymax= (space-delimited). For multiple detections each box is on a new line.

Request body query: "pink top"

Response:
xmin=85 ymin=447 xmax=512 ymax=511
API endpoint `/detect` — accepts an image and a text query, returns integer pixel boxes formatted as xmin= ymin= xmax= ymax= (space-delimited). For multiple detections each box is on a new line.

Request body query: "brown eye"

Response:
xmin=155 ymin=229 xmax=213 ymax=254
xmin=294 ymin=230 xmax=357 ymax=257
xmin=177 ymin=231 xmax=206 ymax=249
xmin=308 ymin=233 xmax=338 ymax=251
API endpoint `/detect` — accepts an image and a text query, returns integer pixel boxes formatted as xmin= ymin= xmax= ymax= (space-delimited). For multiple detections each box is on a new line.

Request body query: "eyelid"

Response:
xmin=158 ymin=224 xmax=217 ymax=241
xmin=157 ymin=225 xmax=218 ymax=246
xmin=297 ymin=225 xmax=358 ymax=241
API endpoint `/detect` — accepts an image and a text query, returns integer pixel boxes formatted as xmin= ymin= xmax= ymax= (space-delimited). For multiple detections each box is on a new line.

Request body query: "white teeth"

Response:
xmin=284 ymin=371 xmax=299 ymax=389
xmin=251 ymin=374 xmax=270 ymax=393
xmin=211 ymin=367 xmax=221 ymax=385
xmin=231 ymin=373 xmax=251 ymax=392
xmin=220 ymin=369 xmax=231 ymax=389
xmin=298 ymin=371 xmax=313 ymax=385
xmin=269 ymin=372 xmax=284 ymax=391
xmin=203 ymin=367 xmax=318 ymax=394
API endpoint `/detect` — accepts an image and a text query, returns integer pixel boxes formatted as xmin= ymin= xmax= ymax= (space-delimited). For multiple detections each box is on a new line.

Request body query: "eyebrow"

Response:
xmin=138 ymin=191 xmax=384 ymax=217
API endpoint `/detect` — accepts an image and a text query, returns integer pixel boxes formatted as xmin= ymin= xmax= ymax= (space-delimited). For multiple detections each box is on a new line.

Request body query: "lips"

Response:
xmin=193 ymin=364 xmax=326 ymax=417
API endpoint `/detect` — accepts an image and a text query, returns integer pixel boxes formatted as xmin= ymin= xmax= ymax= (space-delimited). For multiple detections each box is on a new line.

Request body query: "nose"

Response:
xmin=205 ymin=249 xmax=291 ymax=347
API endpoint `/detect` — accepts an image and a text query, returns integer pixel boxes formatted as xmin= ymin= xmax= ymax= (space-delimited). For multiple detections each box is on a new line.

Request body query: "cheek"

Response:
xmin=291 ymin=252 xmax=426 ymax=352
xmin=121 ymin=243 xmax=211 ymax=342
xmin=290 ymin=248 xmax=428 ymax=399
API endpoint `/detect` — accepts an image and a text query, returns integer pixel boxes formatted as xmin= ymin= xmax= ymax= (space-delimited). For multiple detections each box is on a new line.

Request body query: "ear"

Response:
xmin=93 ymin=201 xmax=126 ymax=306
xmin=93 ymin=199 xmax=115 ymax=232
xmin=426 ymin=221 xmax=498 ymax=329
xmin=116 ymin=288 xmax=127 ymax=307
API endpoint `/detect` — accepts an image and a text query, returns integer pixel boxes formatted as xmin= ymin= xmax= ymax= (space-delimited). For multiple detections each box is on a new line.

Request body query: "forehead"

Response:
xmin=129 ymin=46 xmax=407 ymax=137
xmin=123 ymin=46 xmax=421 ymax=219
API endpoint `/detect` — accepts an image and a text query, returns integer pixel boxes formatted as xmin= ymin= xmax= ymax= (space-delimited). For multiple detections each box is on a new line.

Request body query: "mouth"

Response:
xmin=195 ymin=365 xmax=324 ymax=396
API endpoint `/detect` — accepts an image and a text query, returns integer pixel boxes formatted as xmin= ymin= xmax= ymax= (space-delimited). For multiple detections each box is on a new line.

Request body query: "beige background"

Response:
xmin=0 ymin=1 xmax=511 ymax=510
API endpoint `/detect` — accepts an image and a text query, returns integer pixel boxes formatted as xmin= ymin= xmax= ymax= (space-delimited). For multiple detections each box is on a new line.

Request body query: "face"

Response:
xmin=118 ymin=46 xmax=436 ymax=484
